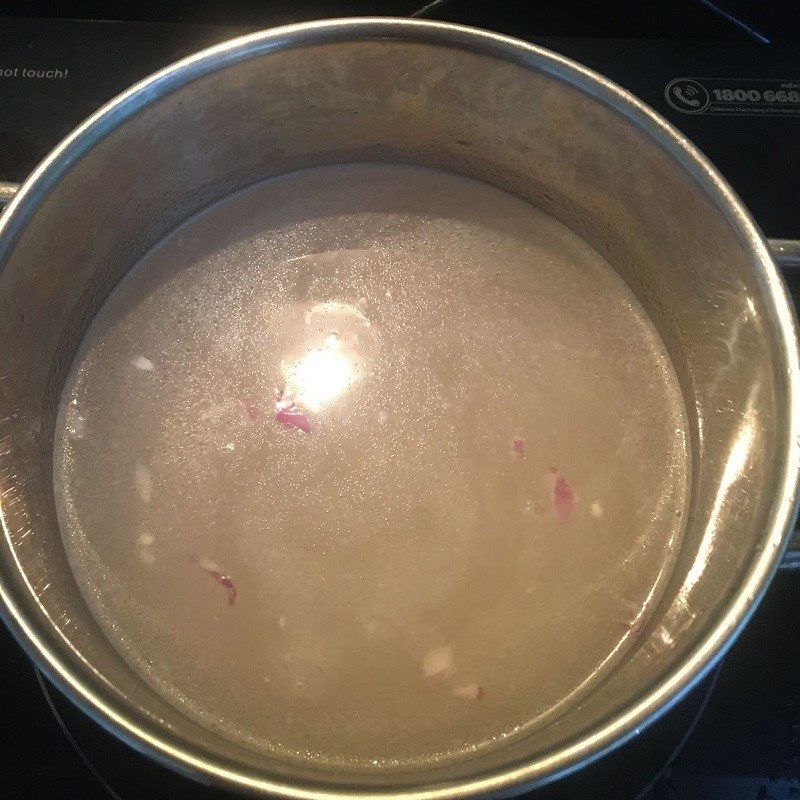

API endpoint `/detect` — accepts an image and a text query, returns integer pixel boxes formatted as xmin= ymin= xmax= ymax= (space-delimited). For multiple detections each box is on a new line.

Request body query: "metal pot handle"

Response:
xmin=2 ymin=180 xmax=799 ymax=564
xmin=771 ymin=239 xmax=800 ymax=270
xmin=0 ymin=182 xmax=19 ymax=209
xmin=769 ymin=238 xmax=800 ymax=568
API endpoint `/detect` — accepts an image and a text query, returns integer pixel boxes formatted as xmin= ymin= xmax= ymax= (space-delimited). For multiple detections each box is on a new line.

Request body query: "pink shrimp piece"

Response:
xmin=200 ymin=556 xmax=238 ymax=605
xmin=273 ymin=388 xmax=312 ymax=433
xmin=275 ymin=404 xmax=312 ymax=433
xmin=209 ymin=571 xmax=237 ymax=605
xmin=550 ymin=467 xmax=575 ymax=523
xmin=511 ymin=437 xmax=524 ymax=460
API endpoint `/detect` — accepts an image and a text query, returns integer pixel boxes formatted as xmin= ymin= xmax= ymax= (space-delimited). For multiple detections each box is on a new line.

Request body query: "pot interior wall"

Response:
xmin=0 ymin=29 xmax=789 ymax=790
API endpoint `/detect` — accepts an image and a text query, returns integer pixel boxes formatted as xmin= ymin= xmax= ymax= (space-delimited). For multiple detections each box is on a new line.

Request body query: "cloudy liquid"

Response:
xmin=54 ymin=164 xmax=689 ymax=768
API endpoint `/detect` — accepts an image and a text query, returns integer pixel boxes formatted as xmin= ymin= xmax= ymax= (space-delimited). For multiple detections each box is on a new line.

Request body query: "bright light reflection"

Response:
xmin=286 ymin=335 xmax=354 ymax=412
xmin=682 ymin=410 xmax=756 ymax=596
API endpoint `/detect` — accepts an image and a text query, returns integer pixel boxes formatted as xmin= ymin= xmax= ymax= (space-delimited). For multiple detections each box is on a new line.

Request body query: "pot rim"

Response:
xmin=1 ymin=17 xmax=798 ymax=799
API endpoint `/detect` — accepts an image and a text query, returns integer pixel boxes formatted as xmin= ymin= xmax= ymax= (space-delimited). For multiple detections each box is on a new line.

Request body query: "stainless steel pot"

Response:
xmin=0 ymin=17 xmax=798 ymax=799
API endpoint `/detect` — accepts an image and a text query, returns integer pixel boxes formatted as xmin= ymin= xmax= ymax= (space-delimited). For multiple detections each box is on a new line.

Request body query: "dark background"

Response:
xmin=1 ymin=1 xmax=799 ymax=37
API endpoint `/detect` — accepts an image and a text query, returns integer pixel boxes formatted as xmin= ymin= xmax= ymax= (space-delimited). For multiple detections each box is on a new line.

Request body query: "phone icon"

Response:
xmin=673 ymin=87 xmax=701 ymax=107
xmin=665 ymin=79 xmax=710 ymax=114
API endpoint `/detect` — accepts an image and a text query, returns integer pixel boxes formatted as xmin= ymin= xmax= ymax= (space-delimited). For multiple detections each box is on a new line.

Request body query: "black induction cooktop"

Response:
xmin=2 ymin=3 xmax=800 ymax=799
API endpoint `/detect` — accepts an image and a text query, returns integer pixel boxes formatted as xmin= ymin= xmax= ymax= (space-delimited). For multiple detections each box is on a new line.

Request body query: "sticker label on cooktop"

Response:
xmin=665 ymin=77 xmax=800 ymax=117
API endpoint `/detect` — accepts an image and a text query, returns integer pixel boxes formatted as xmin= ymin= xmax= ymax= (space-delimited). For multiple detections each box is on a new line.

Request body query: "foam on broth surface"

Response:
xmin=54 ymin=164 xmax=689 ymax=768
